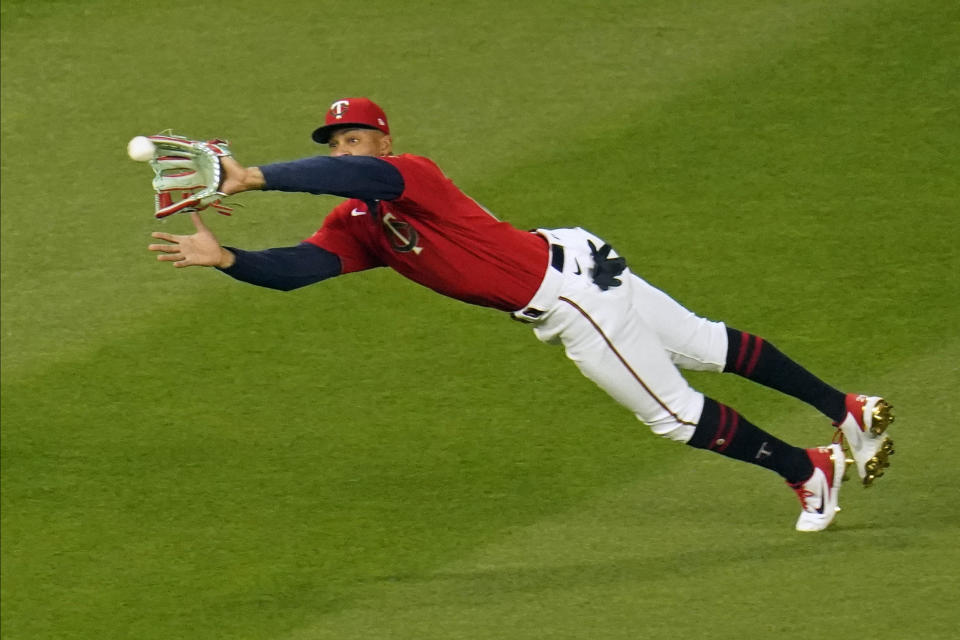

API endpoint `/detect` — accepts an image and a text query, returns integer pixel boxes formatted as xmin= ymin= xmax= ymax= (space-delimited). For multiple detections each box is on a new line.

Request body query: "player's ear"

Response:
xmin=379 ymin=135 xmax=393 ymax=156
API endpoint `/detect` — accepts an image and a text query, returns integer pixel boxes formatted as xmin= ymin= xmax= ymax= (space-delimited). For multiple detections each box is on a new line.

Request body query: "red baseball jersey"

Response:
xmin=304 ymin=154 xmax=548 ymax=311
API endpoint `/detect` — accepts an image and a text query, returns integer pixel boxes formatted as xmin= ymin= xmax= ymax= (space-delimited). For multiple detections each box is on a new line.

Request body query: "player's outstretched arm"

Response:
xmin=149 ymin=212 xmax=236 ymax=268
xmin=148 ymin=211 xmax=342 ymax=289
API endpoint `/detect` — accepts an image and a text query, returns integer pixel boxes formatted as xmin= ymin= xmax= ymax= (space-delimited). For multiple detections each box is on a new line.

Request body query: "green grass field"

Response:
xmin=3 ymin=1 xmax=959 ymax=638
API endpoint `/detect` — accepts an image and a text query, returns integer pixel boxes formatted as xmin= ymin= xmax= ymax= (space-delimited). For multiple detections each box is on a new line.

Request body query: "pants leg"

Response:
xmin=533 ymin=250 xmax=705 ymax=442
xmin=628 ymin=274 xmax=728 ymax=372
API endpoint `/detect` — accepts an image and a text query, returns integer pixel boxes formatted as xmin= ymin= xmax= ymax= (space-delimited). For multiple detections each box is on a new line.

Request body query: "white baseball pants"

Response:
xmin=515 ymin=227 xmax=729 ymax=442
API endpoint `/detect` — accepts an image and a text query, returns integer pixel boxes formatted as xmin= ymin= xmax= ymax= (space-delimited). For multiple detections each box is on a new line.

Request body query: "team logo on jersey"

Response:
xmin=382 ymin=212 xmax=423 ymax=255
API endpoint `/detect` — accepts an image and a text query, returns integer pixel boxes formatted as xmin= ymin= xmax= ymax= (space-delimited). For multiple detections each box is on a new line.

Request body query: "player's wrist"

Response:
xmin=217 ymin=247 xmax=236 ymax=269
xmin=243 ymin=167 xmax=266 ymax=191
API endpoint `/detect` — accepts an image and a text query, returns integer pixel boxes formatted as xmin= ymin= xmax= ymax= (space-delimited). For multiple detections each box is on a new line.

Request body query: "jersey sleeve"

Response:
xmin=303 ymin=201 xmax=385 ymax=274
xmin=260 ymin=156 xmax=404 ymax=201
xmin=218 ymin=243 xmax=342 ymax=291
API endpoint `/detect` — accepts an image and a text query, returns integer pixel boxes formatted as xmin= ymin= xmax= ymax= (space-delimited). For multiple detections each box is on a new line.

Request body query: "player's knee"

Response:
xmin=641 ymin=415 xmax=695 ymax=443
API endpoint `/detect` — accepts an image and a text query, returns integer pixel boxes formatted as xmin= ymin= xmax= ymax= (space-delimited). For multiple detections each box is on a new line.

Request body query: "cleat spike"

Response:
xmin=870 ymin=400 xmax=895 ymax=436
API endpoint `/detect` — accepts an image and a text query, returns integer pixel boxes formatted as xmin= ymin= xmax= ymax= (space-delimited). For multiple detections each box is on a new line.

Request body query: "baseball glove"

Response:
xmin=147 ymin=134 xmax=234 ymax=219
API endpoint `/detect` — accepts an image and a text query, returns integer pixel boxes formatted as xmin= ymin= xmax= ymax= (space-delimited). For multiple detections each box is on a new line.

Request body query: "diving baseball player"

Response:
xmin=147 ymin=97 xmax=895 ymax=532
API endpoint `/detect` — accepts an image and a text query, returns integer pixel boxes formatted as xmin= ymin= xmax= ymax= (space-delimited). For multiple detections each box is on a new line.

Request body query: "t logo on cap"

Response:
xmin=330 ymin=99 xmax=350 ymax=119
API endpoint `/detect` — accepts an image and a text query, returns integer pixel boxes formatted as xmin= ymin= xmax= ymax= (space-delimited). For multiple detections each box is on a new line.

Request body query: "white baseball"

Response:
xmin=127 ymin=136 xmax=156 ymax=162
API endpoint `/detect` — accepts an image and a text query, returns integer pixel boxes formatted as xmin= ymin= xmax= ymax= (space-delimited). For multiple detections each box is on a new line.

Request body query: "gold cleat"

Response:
xmin=834 ymin=395 xmax=897 ymax=487
xmin=869 ymin=400 xmax=895 ymax=437
xmin=881 ymin=438 xmax=895 ymax=456
xmin=861 ymin=438 xmax=894 ymax=487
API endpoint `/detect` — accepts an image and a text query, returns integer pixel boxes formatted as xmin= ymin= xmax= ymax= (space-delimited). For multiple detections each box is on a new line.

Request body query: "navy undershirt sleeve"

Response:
xmin=259 ymin=156 xmax=404 ymax=201
xmin=217 ymin=242 xmax=342 ymax=291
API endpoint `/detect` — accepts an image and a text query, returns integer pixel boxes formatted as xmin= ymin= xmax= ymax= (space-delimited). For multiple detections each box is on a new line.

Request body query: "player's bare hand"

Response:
xmin=148 ymin=212 xmax=235 ymax=268
xmin=219 ymin=156 xmax=265 ymax=196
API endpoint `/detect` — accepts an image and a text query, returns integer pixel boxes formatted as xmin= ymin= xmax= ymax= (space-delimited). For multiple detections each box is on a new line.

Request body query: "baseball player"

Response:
xmin=148 ymin=97 xmax=895 ymax=532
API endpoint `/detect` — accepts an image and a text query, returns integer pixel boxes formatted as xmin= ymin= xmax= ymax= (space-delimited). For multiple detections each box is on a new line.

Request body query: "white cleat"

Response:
xmin=790 ymin=444 xmax=847 ymax=532
xmin=834 ymin=394 xmax=895 ymax=487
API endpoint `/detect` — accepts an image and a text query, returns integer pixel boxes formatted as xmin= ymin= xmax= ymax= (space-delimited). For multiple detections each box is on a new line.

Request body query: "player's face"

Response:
xmin=327 ymin=128 xmax=392 ymax=157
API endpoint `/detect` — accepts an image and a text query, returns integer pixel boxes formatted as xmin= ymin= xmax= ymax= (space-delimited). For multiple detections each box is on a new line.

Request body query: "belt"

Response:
xmin=513 ymin=244 xmax=565 ymax=323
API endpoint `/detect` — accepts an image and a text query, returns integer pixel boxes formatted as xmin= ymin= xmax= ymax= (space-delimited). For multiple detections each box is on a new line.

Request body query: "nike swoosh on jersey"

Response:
xmin=351 ymin=208 xmax=367 ymax=216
